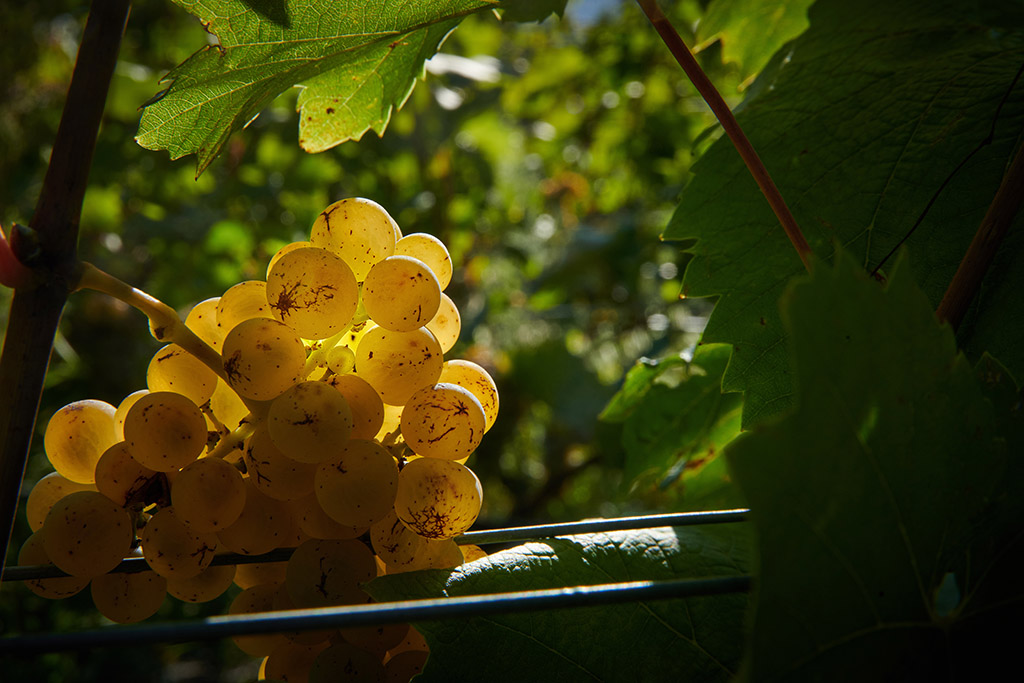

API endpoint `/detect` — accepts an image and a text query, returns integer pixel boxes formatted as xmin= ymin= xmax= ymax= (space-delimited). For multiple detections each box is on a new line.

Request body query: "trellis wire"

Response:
xmin=0 ymin=576 xmax=752 ymax=655
xmin=1 ymin=509 xmax=750 ymax=582
xmin=0 ymin=509 xmax=752 ymax=654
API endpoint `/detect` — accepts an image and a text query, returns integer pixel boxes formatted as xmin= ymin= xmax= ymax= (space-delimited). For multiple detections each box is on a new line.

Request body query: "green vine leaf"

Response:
xmin=136 ymin=0 xmax=499 ymax=175
xmin=368 ymin=525 xmax=752 ymax=682
xmin=726 ymin=253 xmax=1024 ymax=680
xmin=694 ymin=0 xmax=814 ymax=88
xmin=666 ymin=0 xmax=1024 ymax=426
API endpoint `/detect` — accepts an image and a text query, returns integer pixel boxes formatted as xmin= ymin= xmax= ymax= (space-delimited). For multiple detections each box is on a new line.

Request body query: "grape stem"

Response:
xmin=74 ymin=262 xmax=267 ymax=414
xmin=207 ymin=419 xmax=257 ymax=460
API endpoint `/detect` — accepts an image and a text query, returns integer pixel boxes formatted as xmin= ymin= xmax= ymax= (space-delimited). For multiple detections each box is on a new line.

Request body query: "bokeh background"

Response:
xmin=0 ymin=1 xmax=744 ymax=679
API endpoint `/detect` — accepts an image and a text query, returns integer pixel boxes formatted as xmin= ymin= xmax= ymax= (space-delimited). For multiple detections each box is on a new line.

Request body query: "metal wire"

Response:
xmin=1 ymin=509 xmax=750 ymax=582
xmin=0 ymin=575 xmax=753 ymax=655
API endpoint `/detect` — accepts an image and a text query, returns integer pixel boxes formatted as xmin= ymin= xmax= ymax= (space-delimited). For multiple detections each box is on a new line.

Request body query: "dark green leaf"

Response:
xmin=726 ymin=253 xmax=1024 ymax=680
xmin=136 ymin=0 xmax=498 ymax=174
xmin=666 ymin=0 xmax=1024 ymax=425
xmin=368 ymin=525 xmax=752 ymax=682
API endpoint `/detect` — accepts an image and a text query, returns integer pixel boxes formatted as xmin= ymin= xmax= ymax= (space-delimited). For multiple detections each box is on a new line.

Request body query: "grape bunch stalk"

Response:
xmin=20 ymin=198 xmax=498 ymax=681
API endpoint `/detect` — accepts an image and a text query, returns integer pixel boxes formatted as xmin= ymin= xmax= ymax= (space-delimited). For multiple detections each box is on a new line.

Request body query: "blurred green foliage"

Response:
xmin=0 ymin=0 xmax=749 ymax=678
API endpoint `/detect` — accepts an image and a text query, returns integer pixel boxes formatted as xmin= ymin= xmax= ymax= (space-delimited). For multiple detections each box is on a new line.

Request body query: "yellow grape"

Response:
xmin=114 ymin=389 xmax=149 ymax=439
xmin=460 ymin=544 xmax=488 ymax=563
xmin=267 ymin=380 xmax=353 ymax=464
xmin=222 ymin=318 xmax=306 ymax=401
xmin=267 ymin=240 xmax=313 ymax=278
xmin=140 ymin=507 xmax=219 ymax=579
xmin=439 ymin=359 xmax=500 ymax=433
xmin=172 ymin=456 xmax=247 ymax=532
xmin=208 ymin=378 xmax=249 ymax=432
xmin=90 ymin=571 xmax=167 ymax=623
xmin=370 ymin=509 xmax=434 ymax=570
xmin=400 ymin=383 xmax=485 ymax=460
xmin=394 ymin=458 xmax=482 ymax=540
xmin=18 ymin=532 xmax=90 ymax=599
xmin=94 ymin=441 xmax=160 ymax=507
xmin=266 ymin=246 xmax=359 ymax=340
xmin=185 ymin=296 xmax=225 ymax=352
xmin=218 ymin=480 xmax=298 ymax=555
xmin=167 ymin=562 xmax=236 ymax=603
xmin=271 ymin=584 xmax=336 ymax=645
xmin=395 ymin=232 xmax=452 ymax=290
xmin=354 ymin=326 xmax=442 ymax=405
xmin=244 ymin=423 xmax=318 ymax=501
xmin=326 ymin=344 xmax=355 ymax=375
xmin=285 ymin=538 xmax=376 ymax=608
xmin=384 ymin=650 xmax=428 ymax=683
xmin=314 ymin=439 xmax=398 ymax=528
xmin=288 ymin=493 xmax=368 ymax=540
xmin=387 ymin=625 xmax=429 ymax=658
xmin=361 ymin=255 xmax=440 ymax=332
xmin=341 ymin=619 xmax=408 ymax=658
xmin=309 ymin=197 xmax=398 ymax=281
xmin=262 ymin=641 xmax=330 ymax=683
xmin=375 ymin=402 xmax=404 ymax=444
xmin=25 ymin=472 xmax=95 ymax=532
xmin=234 ymin=561 xmax=288 ymax=590
xmin=43 ymin=399 xmax=119 ymax=484
xmin=229 ymin=582 xmax=289 ymax=656
xmin=326 ymin=373 xmax=384 ymax=440
xmin=146 ymin=343 xmax=218 ymax=405
xmin=425 ymin=292 xmax=461 ymax=354
xmin=217 ymin=280 xmax=273 ymax=335
xmin=309 ymin=642 xmax=386 ymax=683
xmin=123 ymin=391 xmax=207 ymax=472
xmin=42 ymin=490 xmax=133 ymax=578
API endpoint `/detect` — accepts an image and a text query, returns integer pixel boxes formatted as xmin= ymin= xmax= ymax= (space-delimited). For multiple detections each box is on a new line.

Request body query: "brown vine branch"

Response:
xmin=636 ymin=0 xmax=813 ymax=273
xmin=936 ymin=143 xmax=1024 ymax=331
xmin=0 ymin=0 xmax=131 ymax=577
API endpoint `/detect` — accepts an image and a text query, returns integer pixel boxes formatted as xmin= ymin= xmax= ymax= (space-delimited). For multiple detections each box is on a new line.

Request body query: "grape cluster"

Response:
xmin=22 ymin=198 xmax=498 ymax=681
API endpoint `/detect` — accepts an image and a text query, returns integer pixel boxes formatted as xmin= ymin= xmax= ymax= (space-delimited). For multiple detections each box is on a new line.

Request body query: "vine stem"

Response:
xmin=0 ymin=0 xmax=131 ymax=577
xmin=936 ymin=143 xmax=1024 ymax=331
xmin=636 ymin=0 xmax=813 ymax=273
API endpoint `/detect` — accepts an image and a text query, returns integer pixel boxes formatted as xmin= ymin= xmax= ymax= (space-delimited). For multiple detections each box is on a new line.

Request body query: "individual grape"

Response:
xmin=43 ymin=399 xmax=119 ymax=484
xmin=460 ymin=544 xmax=488 ymax=563
xmin=123 ymin=391 xmax=207 ymax=472
xmin=147 ymin=343 xmax=219 ymax=406
xmin=266 ymin=246 xmax=359 ymax=340
xmin=217 ymin=280 xmax=273 ymax=335
xmin=267 ymin=240 xmax=313 ymax=278
xmin=326 ymin=373 xmax=384 ymax=440
xmin=386 ymin=625 xmax=429 ymax=659
xmin=208 ymin=378 xmax=249 ymax=433
xmin=395 ymin=232 xmax=452 ymax=290
xmin=361 ymin=255 xmax=440 ymax=332
xmin=218 ymin=480 xmax=298 ymax=555
xmin=262 ymin=641 xmax=330 ymax=682
xmin=327 ymin=344 xmax=355 ymax=375
xmin=229 ymin=583 xmax=289 ymax=656
xmin=400 ymin=383 xmax=485 ymax=460
xmin=267 ymin=381 xmax=353 ymax=464
xmin=91 ymin=571 xmax=167 ymax=624
xmin=370 ymin=509 xmax=437 ymax=571
xmin=140 ymin=507 xmax=219 ymax=579
xmin=288 ymin=493 xmax=368 ymax=540
xmin=18 ymin=532 xmax=90 ymax=599
xmin=384 ymin=650 xmax=428 ymax=683
xmin=234 ymin=561 xmax=288 ymax=590
xmin=94 ymin=441 xmax=160 ymax=507
xmin=355 ymin=326 xmax=442 ymax=405
xmin=341 ymin=619 xmax=409 ymax=658
xmin=425 ymin=292 xmax=460 ymax=354
xmin=272 ymin=584 xmax=336 ymax=645
xmin=309 ymin=197 xmax=398 ymax=281
xmin=185 ymin=296 xmax=225 ymax=352
xmin=222 ymin=318 xmax=306 ymax=401
xmin=25 ymin=472 xmax=95 ymax=532
xmin=314 ymin=439 xmax=397 ymax=528
xmin=394 ymin=458 xmax=482 ymax=540
xmin=285 ymin=538 xmax=376 ymax=608
xmin=244 ymin=423 xmax=318 ymax=501
xmin=41 ymin=490 xmax=133 ymax=578
xmin=438 ymin=359 xmax=499 ymax=433
xmin=172 ymin=456 xmax=247 ymax=532
xmin=114 ymin=389 xmax=149 ymax=439
xmin=309 ymin=643 xmax=386 ymax=683
xmin=167 ymin=562 xmax=236 ymax=603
